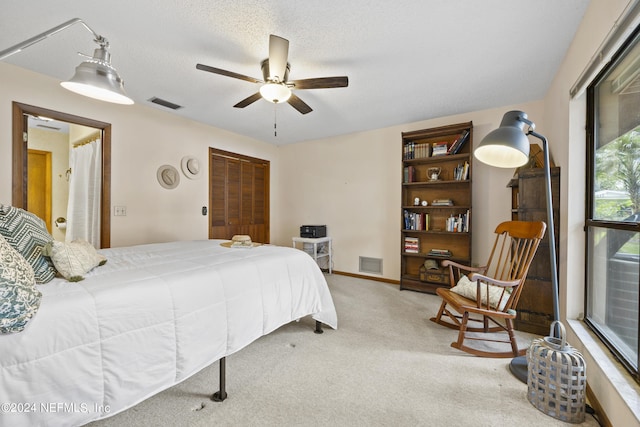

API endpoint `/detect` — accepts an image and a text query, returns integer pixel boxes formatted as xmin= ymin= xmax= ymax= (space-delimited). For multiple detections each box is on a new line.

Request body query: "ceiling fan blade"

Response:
xmin=196 ymin=63 xmax=262 ymax=84
xmin=291 ymin=76 xmax=349 ymax=90
xmin=233 ymin=92 xmax=262 ymax=108
xmin=287 ymin=93 xmax=312 ymax=114
xmin=268 ymin=35 xmax=289 ymax=82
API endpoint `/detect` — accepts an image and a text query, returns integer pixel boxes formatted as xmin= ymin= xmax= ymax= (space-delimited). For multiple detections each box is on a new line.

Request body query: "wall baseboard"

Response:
xmin=330 ymin=270 xmax=400 ymax=285
xmin=586 ymin=383 xmax=611 ymax=427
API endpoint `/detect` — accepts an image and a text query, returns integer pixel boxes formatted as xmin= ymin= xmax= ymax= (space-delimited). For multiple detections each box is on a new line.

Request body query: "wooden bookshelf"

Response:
xmin=400 ymin=122 xmax=473 ymax=294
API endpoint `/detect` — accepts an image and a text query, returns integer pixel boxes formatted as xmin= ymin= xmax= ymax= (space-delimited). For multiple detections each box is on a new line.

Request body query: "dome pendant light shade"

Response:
xmin=61 ymin=47 xmax=134 ymax=105
xmin=474 ymin=110 xmax=530 ymax=168
xmin=259 ymin=83 xmax=291 ymax=103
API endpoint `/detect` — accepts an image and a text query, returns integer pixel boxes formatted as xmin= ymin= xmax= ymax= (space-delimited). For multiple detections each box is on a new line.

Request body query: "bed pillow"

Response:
xmin=42 ymin=240 xmax=107 ymax=282
xmin=0 ymin=234 xmax=42 ymax=333
xmin=0 ymin=205 xmax=56 ymax=284
xmin=450 ymin=274 xmax=511 ymax=311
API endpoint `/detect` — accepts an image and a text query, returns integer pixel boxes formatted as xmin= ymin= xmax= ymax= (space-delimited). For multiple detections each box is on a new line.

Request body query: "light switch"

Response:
xmin=114 ymin=206 xmax=127 ymax=216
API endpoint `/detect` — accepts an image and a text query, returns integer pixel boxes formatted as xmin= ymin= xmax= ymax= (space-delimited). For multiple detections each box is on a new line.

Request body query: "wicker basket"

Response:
xmin=526 ymin=321 xmax=586 ymax=423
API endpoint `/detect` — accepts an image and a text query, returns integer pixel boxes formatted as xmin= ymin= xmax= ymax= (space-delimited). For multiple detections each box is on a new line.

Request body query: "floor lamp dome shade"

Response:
xmin=474 ymin=110 xmax=531 ymax=168
xmin=61 ymin=46 xmax=134 ymax=105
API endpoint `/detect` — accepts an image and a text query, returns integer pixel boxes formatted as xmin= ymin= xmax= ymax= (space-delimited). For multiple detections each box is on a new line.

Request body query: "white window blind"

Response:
xmin=571 ymin=0 xmax=640 ymax=98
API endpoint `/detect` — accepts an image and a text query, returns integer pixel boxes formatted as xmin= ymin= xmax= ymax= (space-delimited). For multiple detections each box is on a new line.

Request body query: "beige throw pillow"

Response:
xmin=450 ymin=274 xmax=511 ymax=311
xmin=43 ymin=240 xmax=107 ymax=282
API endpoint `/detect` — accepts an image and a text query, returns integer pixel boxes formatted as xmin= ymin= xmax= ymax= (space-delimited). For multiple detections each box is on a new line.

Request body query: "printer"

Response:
xmin=300 ymin=225 xmax=327 ymax=238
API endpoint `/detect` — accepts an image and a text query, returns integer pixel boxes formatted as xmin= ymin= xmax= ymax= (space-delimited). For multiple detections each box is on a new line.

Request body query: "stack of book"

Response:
xmin=431 ymin=142 xmax=449 ymax=156
xmin=428 ymin=249 xmax=452 ymax=257
xmin=404 ymin=237 xmax=419 ymax=253
xmin=431 ymin=199 xmax=453 ymax=206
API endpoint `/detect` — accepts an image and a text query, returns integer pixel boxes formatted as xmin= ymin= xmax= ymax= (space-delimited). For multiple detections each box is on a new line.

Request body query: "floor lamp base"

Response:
xmin=509 ymin=355 xmax=528 ymax=384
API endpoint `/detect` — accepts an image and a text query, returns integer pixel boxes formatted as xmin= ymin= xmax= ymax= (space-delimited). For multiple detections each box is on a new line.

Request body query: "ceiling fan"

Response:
xmin=196 ymin=34 xmax=348 ymax=115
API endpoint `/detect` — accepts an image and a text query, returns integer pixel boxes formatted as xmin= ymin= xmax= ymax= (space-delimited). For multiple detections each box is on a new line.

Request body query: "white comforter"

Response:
xmin=0 ymin=240 xmax=337 ymax=427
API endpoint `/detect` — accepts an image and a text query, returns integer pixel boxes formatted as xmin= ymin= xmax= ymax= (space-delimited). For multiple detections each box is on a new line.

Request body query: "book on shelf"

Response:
xmin=431 ymin=199 xmax=453 ymax=206
xmin=453 ymin=161 xmax=470 ymax=181
xmin=403 ymin=142 xmax=431 ymax=160
xmin=404 ymin=210 xmax=429 ymax=230
xmin=447 ymin=130 xmax=470 ymax=155
xmin=445 ymin=210 xmax=470 ymax=232
xmin=404 ymin=237 xmax=419 ymax=253
xmin=403 ymin=165 xmax=416 ymax=183
xmin=431 ymin=142 xmax=448 ymax=157
xmin=428 ymin=249 xmax=452 ymax=257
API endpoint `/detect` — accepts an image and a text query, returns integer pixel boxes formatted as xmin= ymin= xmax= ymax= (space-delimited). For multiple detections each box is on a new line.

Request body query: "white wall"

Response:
xmin=278 ymin=101 xmax=544 ymax=279
xmin=0 ymin=62 xmax=282 ymax=248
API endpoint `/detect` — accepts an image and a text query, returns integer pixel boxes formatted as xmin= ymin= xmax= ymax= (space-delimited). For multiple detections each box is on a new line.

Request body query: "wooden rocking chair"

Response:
xmin=430 ymin=221 xmax=546 ymax=357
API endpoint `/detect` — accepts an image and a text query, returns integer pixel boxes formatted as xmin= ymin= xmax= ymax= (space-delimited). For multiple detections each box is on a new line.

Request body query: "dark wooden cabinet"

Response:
xmin=400 ymin=122 xmax=473 ymax=294
xmin=508 ymin=166 xmax=560 ymax=335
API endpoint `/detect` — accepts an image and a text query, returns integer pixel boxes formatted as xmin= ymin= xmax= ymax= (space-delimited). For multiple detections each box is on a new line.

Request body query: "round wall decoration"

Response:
xmin=181 ymin=156 xmax=202 ymax=180
xmin=157 ymin=164 xmax=180 ymax=189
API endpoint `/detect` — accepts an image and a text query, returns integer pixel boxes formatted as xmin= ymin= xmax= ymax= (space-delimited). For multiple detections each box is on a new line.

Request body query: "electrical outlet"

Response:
xmin=114 ymin=206 xmax=127 ymax=216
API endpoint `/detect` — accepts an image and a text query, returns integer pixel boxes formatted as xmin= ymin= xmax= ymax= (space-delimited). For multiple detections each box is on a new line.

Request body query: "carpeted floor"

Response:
xmin=88 ymin=274 xmax=600 ymax=427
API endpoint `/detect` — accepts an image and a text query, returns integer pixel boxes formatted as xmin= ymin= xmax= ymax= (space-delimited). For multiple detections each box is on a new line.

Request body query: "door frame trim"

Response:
xmin=12 ymin=101 xmax=112 ymax=248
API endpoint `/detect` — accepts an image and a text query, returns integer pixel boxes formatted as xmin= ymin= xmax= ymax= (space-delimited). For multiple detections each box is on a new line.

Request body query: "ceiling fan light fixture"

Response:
xmin=259 ymin=82 xmax=291 ymax=103
xmin=61 ymin=47 xmax=134 ymax=105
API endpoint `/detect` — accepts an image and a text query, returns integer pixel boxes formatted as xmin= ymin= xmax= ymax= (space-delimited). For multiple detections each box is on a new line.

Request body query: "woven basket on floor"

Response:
xmin=526 ymin=321 xmax=586 ymax=423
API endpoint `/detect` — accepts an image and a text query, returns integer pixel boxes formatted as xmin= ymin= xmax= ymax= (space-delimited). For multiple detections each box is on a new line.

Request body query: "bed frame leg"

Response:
xmin=211 ymin=357 xmax=228 ymax=402
xmin=314 ymin=320 xmax=324 ymax=334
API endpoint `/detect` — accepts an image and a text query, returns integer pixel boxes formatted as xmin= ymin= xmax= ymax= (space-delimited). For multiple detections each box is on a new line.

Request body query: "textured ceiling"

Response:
xmin=0 ymin=0 xmax=590 ymax=145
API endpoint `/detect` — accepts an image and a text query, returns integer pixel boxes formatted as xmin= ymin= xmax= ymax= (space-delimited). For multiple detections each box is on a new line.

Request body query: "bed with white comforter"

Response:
xmin=0 ymin=240 xmax=337 ymax=427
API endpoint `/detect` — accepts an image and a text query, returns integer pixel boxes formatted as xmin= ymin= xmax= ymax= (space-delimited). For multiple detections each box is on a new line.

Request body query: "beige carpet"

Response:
xmin=88 ymin=274 xmax=599 ymax=427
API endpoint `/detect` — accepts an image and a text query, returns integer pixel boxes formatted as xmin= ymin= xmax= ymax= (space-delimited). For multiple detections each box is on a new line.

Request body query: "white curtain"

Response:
xmin=66 ymin=139 xmax=101 ymax=247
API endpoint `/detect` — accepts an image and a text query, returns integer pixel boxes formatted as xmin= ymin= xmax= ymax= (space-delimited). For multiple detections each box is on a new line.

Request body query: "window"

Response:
xmin=586 ymin=25 xmax=640 ymax=382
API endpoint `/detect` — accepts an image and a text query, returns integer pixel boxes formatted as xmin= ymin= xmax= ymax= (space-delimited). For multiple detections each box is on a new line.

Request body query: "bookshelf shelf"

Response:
xmin=400 ymin=121 xmax=473 ymax=294
xmin=402 ymin=180 xmax=470 ymax=187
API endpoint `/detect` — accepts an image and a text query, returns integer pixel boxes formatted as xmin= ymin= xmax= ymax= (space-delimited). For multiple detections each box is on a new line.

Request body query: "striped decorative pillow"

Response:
xmin=0 ymin=205 xmax=56 ymax=284
xmin=0 ymin=234 xmax=41 ymax=333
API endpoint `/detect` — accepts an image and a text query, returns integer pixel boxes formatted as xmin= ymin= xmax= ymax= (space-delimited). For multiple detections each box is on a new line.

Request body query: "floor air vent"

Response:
xmin=359 ymin=257 xmax=382 ymax=275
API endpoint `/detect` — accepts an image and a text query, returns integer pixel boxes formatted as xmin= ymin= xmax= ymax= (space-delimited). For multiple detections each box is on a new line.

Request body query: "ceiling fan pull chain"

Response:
xmin=274 ymin=104 xmax=277 ymax=137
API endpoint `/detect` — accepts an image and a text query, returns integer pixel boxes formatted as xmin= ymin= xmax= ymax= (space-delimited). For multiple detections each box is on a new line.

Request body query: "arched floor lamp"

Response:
xmin=474 ymin=110 xmax=560 ymax=383
xmin=0 ymin=18 xmax=133 ymax=105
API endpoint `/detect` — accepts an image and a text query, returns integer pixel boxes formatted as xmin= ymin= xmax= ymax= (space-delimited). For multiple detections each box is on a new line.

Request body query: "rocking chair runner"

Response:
xmin=430 ymin=221 xmax=547 ymax=358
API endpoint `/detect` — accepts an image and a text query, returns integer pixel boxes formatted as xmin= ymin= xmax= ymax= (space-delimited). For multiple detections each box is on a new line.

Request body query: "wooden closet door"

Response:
xmin=209 ymin=148 xmax=270 ymax=243
xmin=241 ymin=161 xmax=267 ymax=243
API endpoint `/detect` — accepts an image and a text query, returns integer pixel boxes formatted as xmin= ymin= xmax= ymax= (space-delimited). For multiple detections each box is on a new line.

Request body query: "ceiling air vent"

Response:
xmin=148 ymin=97 xmax=183 ymax=110
xmin=36 ymin=124 xmax=62 ymax=131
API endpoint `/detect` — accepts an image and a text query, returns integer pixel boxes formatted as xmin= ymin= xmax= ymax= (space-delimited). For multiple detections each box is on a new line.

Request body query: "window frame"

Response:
xmin=585 ymin=23 xmax=640 ymax=384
